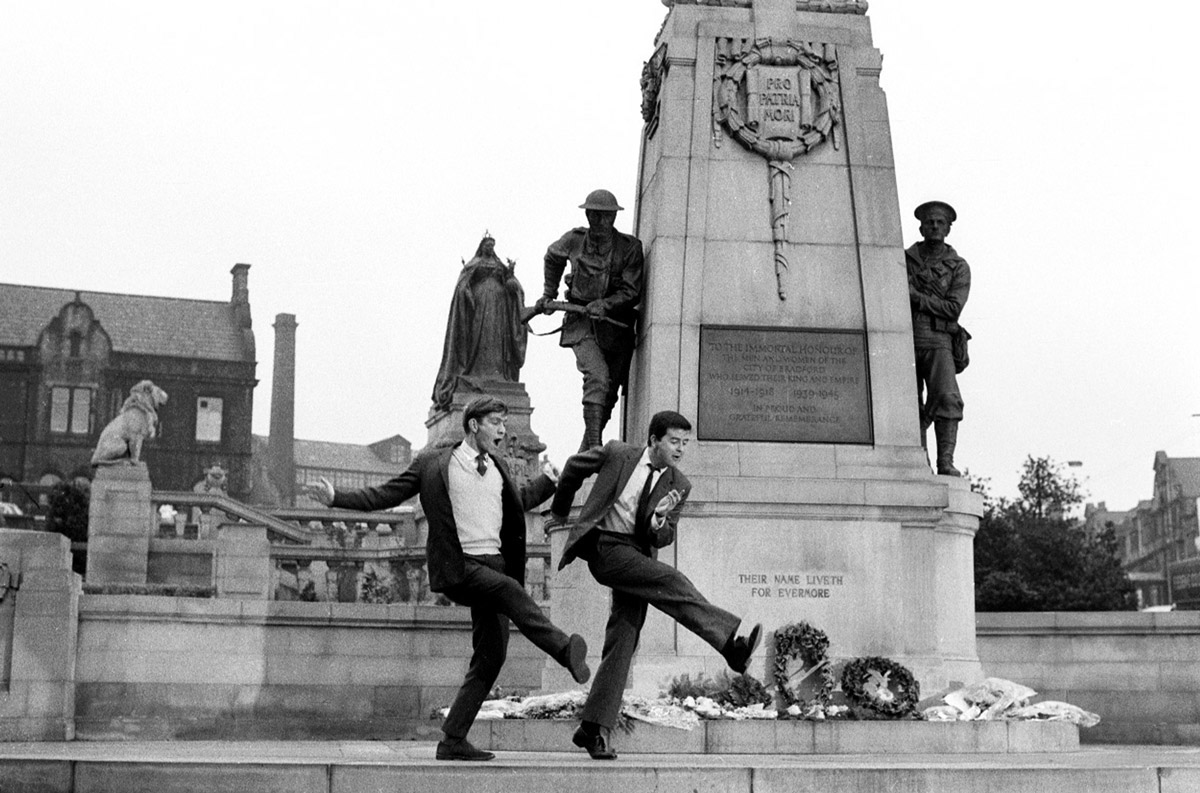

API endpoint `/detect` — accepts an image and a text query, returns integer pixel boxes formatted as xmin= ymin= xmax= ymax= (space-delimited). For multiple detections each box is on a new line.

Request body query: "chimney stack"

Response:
xmin=268 ymin=313 xmax=297 ymax=506
xmin=231 ymin=263 xmax=251 ymax=307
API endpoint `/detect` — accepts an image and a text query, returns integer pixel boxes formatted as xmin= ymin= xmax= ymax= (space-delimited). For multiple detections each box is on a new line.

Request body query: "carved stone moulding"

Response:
xmin=662 ymin=0 xmax=869 ymax=14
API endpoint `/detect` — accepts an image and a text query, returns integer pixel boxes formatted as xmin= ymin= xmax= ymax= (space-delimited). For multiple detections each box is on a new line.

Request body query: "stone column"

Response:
xmin=0 ymin=529 xmax=81 ymax=740
xmin=86 ymin=465 xmax=154 ymax=587
xmin=216 ymin=524 xmax=271 ymax=599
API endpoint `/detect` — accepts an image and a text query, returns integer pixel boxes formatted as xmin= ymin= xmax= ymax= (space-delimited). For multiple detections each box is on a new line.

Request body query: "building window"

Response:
xmin=49 ymin=387 xmax=91 ymax=435
xmin=196 ymin=397 xmax=223 ymax=442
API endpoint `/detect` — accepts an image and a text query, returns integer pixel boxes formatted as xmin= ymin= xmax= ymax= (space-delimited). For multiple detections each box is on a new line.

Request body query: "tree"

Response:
xmin=973 ymin=456 xmax=1135 ymax=611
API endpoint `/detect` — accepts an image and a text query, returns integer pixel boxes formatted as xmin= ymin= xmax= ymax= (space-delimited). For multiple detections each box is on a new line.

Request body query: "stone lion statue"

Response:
xmin=91 ymin=380 xmax=169 ymax=466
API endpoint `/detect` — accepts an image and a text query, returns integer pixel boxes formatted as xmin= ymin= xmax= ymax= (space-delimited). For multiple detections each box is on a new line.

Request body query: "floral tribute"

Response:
xmin=840 ymin=656 xmax=920 ymax=718
xmin=772 ymin=621 xmax=836 ymax=715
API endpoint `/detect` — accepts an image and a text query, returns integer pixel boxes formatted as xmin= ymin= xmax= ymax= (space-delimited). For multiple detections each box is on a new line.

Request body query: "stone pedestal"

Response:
xmin=425 ymin=381 xmax=547 ymax=489
xmin=0 ymin=529 xmax=81 ymax=740
xmin=216 ymin=524 xmax=271 ymax=599
xmin=548 ymin=0 xmax=983 ymax=696
xmin=86 ymin=465 xmax=154 ymax=587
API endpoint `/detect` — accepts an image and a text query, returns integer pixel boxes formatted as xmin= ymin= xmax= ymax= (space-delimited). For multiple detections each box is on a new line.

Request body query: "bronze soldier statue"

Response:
xmin=538 ymin=190 xmax=644 ymax=451
xmin=906 ymin=200 xmax=970 ymax=476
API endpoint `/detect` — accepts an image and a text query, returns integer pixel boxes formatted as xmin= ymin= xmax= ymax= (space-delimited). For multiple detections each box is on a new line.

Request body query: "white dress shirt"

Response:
xmin=602 ymin=447 xmax=665 ymax=536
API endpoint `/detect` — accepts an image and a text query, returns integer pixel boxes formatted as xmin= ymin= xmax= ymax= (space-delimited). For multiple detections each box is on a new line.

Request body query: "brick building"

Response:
xmin=1114 ymin=452 xmax=1200 ymax=608
xmin=0 ymin=266 xmax=257 ymax=498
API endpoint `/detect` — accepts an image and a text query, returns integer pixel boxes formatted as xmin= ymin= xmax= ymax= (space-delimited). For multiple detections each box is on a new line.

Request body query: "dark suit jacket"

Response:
xmin=551 ymin=440 xmax=691 ymax=570
xmin=331 ymin=444 xmax=555 ymax=593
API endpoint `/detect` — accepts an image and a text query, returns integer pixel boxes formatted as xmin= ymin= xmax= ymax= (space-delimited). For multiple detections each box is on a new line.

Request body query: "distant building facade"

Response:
xmin=250 ymin=433 xmax=411 ymax=508
xmin=1114 ymin=452 xmax=1200 ymax=608
xmin=0 ymin=266 xmax=257 ymax=498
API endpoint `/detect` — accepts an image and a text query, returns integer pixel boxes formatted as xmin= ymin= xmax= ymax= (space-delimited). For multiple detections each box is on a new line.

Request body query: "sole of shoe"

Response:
xmin=566 ymin=636 xmax=591 ymax=684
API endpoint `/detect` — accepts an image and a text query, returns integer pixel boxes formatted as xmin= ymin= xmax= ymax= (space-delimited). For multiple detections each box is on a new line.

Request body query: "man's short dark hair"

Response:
xmin=647 ymin=410 xmax=692 ymax=445
xmin=462 ymin=396 xmax=508 ymax=433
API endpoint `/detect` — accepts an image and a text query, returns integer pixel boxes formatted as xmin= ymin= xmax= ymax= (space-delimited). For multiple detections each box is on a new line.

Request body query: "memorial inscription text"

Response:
xmin=737 ymin=571 xmax=847 ymax=600
xmin=697 ymin=326 xmax=871 ymax=443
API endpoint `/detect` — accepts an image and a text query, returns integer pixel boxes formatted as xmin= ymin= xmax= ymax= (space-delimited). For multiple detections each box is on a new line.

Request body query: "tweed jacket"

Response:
xmin=551 ymin=440 xmax=691 ymax=570
xmin=331 ymin=444 xmax=555 ymax=592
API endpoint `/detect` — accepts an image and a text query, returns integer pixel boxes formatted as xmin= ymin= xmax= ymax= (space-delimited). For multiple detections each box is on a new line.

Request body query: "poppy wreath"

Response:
xmin=840 ymin=656 xmax=920 ymax=718
xmin=772 ymin=621 xmax=835 ymax=711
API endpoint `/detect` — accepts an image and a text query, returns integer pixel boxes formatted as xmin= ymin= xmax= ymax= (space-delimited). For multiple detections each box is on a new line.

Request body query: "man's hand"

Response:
xmin=540 ymin=454 xmax=560 ymax=483
xmin=653 ymin=489 xmax=683 ymax=519
xmin=303 ymin=477 xmax=335 ymax=507
xmin=585 ymin=299 xmax=608 ymax=319
xmin=535 ymin=296 xmax=554 ymax=315
xmin=544 ymin=512 xmax=568 ymax=531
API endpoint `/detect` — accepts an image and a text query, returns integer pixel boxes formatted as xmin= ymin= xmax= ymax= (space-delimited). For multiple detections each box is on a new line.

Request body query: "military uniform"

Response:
xmin=906 ymin=240 xmax=970 ymax=472
xmin=542 ymin=218 xmax=644 ymax=448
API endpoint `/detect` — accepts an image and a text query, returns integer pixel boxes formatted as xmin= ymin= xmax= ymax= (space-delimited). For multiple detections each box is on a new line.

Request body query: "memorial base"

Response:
xmin=545 ymin=463 xmax=983 ymax=698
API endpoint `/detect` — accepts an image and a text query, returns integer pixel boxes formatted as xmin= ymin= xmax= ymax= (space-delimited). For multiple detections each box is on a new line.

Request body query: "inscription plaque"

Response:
xmin=698 ymin=326 xmax=872 ymax=443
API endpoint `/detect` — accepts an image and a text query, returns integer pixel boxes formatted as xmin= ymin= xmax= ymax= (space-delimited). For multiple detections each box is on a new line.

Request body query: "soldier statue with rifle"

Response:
xmin=533 ymin=189 xmax=644 ymax=451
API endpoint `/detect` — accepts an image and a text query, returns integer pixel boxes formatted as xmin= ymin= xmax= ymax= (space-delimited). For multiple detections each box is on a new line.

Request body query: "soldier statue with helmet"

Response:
xmin=906 ymin=199 xmax=971 ymax=476
xmin=537 ymin=189 xmax=645 ymax=451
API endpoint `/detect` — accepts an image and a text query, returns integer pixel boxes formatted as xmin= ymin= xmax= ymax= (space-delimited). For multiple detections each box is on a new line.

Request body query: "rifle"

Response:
xmin=519 ymin=300 xmax=629 ymax=329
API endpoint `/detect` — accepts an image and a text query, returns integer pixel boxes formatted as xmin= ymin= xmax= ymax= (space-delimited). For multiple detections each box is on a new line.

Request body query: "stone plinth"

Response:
xmin=549 ymin=0 xmax=984 ymax=695
xmin=466 ymin=718 xmax=1080 ymax=755
xmin=216 ymin=525 xmax=270 ymax=599
xmin=425 ymin=381 xmax=547 ymax=490
xmin=0 ymin=529 xmax=81 ymax=740
xmin=86 ymin=465 xmax=154 ymax=587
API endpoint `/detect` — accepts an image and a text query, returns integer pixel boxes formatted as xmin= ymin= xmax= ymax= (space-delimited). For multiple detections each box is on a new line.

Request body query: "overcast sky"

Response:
xmin=2 ymin=1 xmax=1197 ymax=511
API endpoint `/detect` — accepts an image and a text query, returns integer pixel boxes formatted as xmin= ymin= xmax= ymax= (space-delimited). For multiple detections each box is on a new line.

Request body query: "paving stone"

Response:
xmin=75 ymin=762 xmax=328 ymax=793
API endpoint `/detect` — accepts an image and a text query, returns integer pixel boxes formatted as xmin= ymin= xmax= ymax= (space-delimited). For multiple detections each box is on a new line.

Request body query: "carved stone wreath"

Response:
xmin=711 ymin=38 xmax=841 ymax=300
xmin=772 ymin=621 xmax=834 ymax=711
xmin=713 ymin=38 xmax=841 ymax=162
xmin=840 ymin=656 xmax=920 ymax=718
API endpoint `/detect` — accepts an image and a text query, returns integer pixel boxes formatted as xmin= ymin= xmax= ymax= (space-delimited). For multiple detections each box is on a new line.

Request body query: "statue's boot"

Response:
xmin=579 ymin=404 xmax=605 ymax=452
xmin=934 ymin=419 xmax=961 ymax=477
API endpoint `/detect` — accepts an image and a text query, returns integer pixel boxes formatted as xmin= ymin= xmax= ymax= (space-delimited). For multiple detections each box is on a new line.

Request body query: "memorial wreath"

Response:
xmin=772 ymin=621 xmax=835 ymax=712
xmin=840 ymin=656 xmax=920 ymax=718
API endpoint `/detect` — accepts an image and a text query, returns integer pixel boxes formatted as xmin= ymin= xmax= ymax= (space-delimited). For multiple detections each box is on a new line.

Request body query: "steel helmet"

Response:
xmin=579 ymin=189 xmax=624 ymax=212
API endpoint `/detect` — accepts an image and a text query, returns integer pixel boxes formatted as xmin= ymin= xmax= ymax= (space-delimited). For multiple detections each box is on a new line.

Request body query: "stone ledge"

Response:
xmin=466 ymin=718 xmax=1079 ymax=754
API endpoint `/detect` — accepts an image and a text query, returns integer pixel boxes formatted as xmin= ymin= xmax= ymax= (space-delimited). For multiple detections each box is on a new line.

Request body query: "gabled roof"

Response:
xmin=1167 ymin=457 xmax=1200 ymax=500
xmin=0 ymin=283 xmax=251 ymax=362
xmin=280 ymin=436 xmax=409 ymax=476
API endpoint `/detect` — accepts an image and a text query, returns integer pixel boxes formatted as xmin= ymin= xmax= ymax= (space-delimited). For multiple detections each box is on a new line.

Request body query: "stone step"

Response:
xmin=467 ymin=718 xmax=1079 ymax=754
xmin=0 ymin=741 xmax=1198 ymax=793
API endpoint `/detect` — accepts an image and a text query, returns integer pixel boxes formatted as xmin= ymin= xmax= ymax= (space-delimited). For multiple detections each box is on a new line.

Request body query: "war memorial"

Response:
xmin=0 ymin=0 xmax=1199 ymax=791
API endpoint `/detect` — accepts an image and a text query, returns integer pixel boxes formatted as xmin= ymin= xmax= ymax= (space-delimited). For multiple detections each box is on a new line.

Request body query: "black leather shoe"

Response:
xmin=435 ymin=738 xmax=495 ymax=761
xmin=564 ymin=634 xmax=591 ymax=684
xmin=572 ymin=725 xmax=617 ymax=760
xmin=724 ymin=622 xmax=762 ymax=674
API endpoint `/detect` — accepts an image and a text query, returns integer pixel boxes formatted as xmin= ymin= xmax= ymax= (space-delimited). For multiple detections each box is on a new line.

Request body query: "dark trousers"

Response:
xmin=915 ymin=346 xmax=963 ymax=423
xmin=440 ymin=554 xmax=572 ymax=739
xmin=570 ymin=336 xmax=632 ymax=410
xmin=578 ymin=532 xmax=742 ymax=729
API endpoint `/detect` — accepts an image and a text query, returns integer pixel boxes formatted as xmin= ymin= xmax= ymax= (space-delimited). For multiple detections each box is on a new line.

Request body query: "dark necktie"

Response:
xmin=636 ymin=463 xmax=657 ymax=532
xmin=476 ymin=453 xmax=488 ymax=476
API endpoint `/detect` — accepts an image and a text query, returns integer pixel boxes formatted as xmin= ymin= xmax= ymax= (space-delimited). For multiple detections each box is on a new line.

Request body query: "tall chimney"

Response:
xmin=268 ymin=313 xmax=297 ymax=506
xmin=230 ymin=263 xmax=251 ymax=308
xmin=230 ymin=263 xmax=254 ymax=358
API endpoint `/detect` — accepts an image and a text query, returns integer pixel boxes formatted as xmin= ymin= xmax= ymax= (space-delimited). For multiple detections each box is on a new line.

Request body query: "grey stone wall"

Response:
xmin=73 ymin=596 xmax=546 ymax=740
xmin=977 ymin=612 xmax=1200 ymax=745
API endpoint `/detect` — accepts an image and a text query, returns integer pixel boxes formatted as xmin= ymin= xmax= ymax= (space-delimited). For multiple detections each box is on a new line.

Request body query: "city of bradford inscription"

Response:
xmin=698 ymin=326 xmax=872 ymax=443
